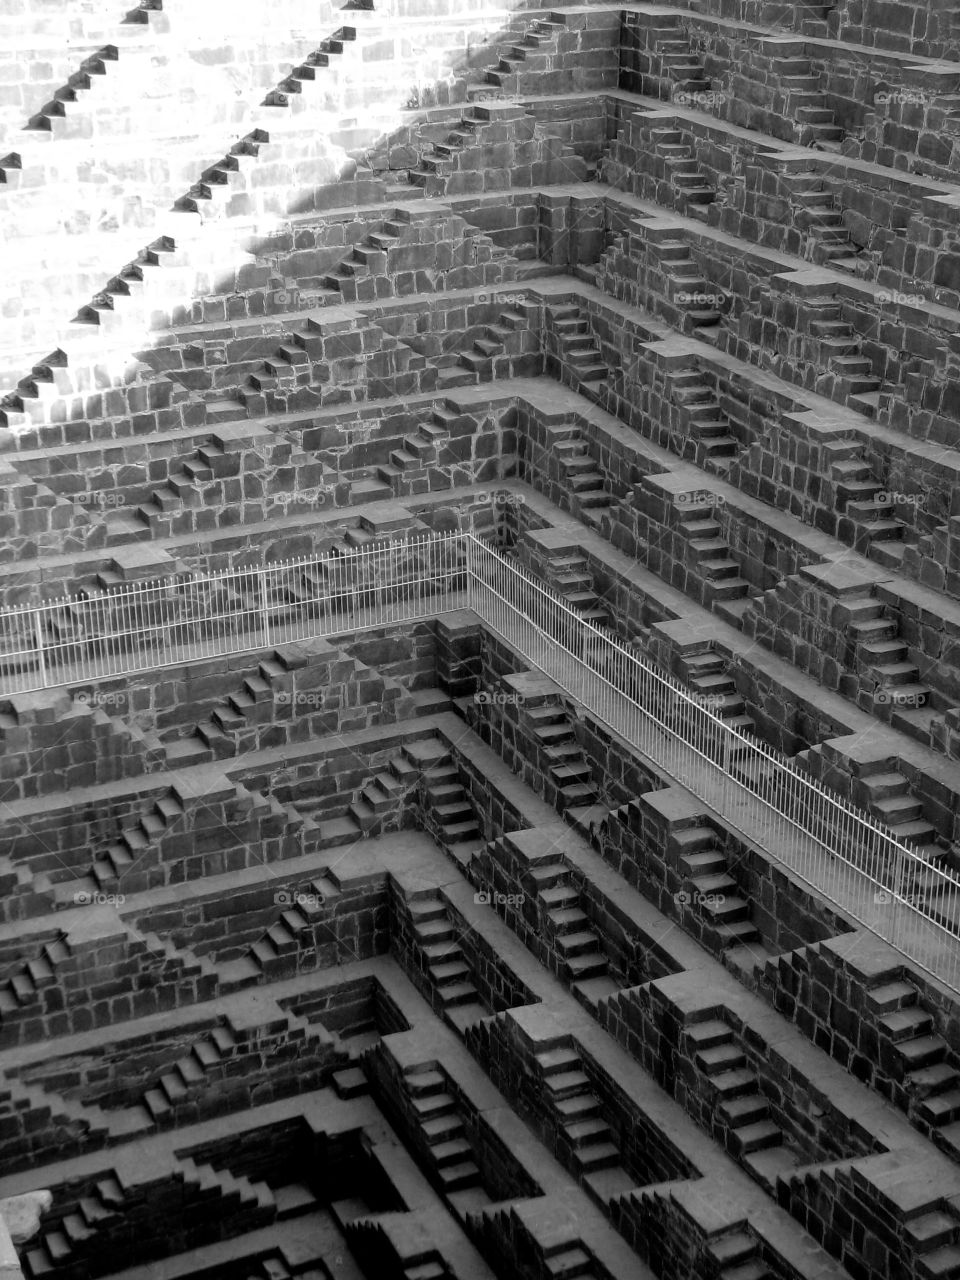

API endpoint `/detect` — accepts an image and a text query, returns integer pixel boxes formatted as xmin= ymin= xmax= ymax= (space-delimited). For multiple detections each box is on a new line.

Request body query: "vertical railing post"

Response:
xmin=465 ymin=533 xmax=474 ymax=613
xmin=33 ymin=608 xmax=48 ymax=689
xmin=260 ymin=566 xmax=271 ymax=647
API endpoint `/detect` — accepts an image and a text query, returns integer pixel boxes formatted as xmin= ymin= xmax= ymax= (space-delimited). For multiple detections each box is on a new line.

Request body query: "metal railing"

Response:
xmin=0 ymin=532 xmax=468 ymax=693
xmin=1 ymin=529 xmax=958 ymax=993
xmin=467 ymin=535 xmax=960 ymax=996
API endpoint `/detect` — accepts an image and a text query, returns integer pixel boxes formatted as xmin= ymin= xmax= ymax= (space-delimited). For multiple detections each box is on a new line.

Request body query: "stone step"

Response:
xmin=729 ymin=1119 xmax=783 ymax=1155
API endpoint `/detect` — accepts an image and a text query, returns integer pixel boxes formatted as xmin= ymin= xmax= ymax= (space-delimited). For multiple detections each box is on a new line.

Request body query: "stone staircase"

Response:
xmin=546 ymin=302 xmax=609 ymax=391
xmin=865 ymin=976 xmax=960 ymax=1158
xmin=178 ymin=1155 xmax=276 ymax=1223
xmin=347 ymin=763 xmax=415 ymax=838
xmin=801 ymin=746 xmax=950 ymax=875
xmin=406 ymin=738 xmax=484 ymax=857
xmin=173 ymin=127 xmax=276 ymax=217
xmin=675 ymin=497 xmax=752 ymax=611
xmin=376 ymin=411 xmax=452 ymax=492
xmin=811 ymin=304 xmax=884 ymax=416
xmin=671 ymin=823 xmax=761 ymax=951
xmin=409 ymin=112 xmax=482 ymax=194
xmin=641 ymin=234 xmax=727 ymax=335
xmin=519 ymin=700 xmax=599 ymax=811
xmin=1 ymin=349 xmax=177 ymax=433
xmin=263 ymin=27 xmax=357 ymax=107
xmin=143 ymin=1025 xmax=237 ymax=1125
xmin=25 ymin=44 xmax=121 ymax=137
xmin=292 ymin=741 xmax=420 ymax=844
xmin=686 ymin=1018 xmax=800 ymax=1182
xmin=398 ymin=1063 xmax=486 ymax=1194
xmin=23 ymin=1174 xmax=126 ymax=1279
xmin=247 ymin=877 xmax=340 ymax=979
xmin=675 ymin=650 xmax=755 ymax=735
xmin=521 ymin=853 xmax=614 ymax=991
xmin=164 ymin=646 xmax=379 ymax=768
xmin=839 ymin=598 xmax=935 ymax=720
xmin=433 ymin=322 xmax=512 ymax=392
xmin=767 ymin=956 xmax=960 ymax=1158
xmin=84 ymin=787 xmax=186 ymax=895
xmin=0 ymin=927 xmax=220 ymax=1041
xmin=663 ymin=364 xmax=739 ymax=471
xmin=798 ymin=0 xmax=840 ymax=37
xmin=405 ymin=894 xmax=487 ymax=1023
xmin=550 ymin=434 xmax=616 ymax=530
xmin=785 ymin=171 xmax=865 ymax=272
xmin=482 ymin=12 xmax=568 ymax=95
xmin=771 ymin=53 xmax=844 ymax=151
xmin=823 ymin=439 xmax=907 ymax=557
xmin=647 ymin=125 xmax=716 ymax=220
xmin=533 ymin=1041 xmax=633 ymax=1192
xmin=645 ymin=21 xmax=712 ymax=98
xmin=538 ymin=548 xmax=610 ymax=627
xmin=703 ymin=1226 xmax=774 ymax=1280
xmin=69 ymin=235 xmax=202 ymax=338
xmin=0 ymin=1074 xmax=119 ymax=1168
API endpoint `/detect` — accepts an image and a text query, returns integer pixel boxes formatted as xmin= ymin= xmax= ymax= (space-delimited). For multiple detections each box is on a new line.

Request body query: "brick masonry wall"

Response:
xmin=283 ymin=973 xmax=410 ymax=1040
xmin=0 ymin=688 xmax=163 ymax=799
xmin=0 ymin=923 xmax=220 ymax=1048
xmin=133 ymin=866 xmax=389 ymax=968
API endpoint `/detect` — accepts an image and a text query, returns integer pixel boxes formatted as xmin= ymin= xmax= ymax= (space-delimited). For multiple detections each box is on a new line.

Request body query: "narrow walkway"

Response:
xmin=469 ymin=568 xmax=960 ymax=993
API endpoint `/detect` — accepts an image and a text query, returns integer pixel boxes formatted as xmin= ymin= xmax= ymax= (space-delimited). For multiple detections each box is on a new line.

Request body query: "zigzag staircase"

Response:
xmin=482 ymin=12 xmax=568 ymax=94
xmin=520 ymin=846 xmax=617 ymax=1003
xmin=786 ymin=171 xmax=866 ymax=272
xmin=398 ymin=1063 xmax=487 ymax=1197
xmin=519 ymin=699 xmax=599 ymax=814
xmin=645 ymin=19 xmax=712 ymax=98
xmin=647 ymin=125 xmax=716 ymax=221
xmin=685 ymin=1017 xmax=802 ymax=1185
xmin=533 ymin=1040 xmax=633 ymax=1197
xmin=551 ymin=435 xmax=617 ymax=531
xmin=546 ymin=302 xmax=609 ymax=397
xmin=663 ymin=364 xmax=739 ymax=471
xmin=405 ymin=893 xmax=487 ymax=1027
